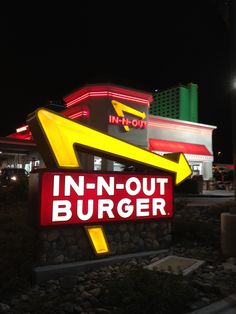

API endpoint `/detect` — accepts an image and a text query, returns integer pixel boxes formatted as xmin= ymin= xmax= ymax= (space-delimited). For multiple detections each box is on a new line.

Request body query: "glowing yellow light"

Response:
xmin=27 ymin=108 xmax=192 ymax=184
xmin=111 ymin=100 xmax=146 ymax=131
xmin=85 ymin=226 xmax=110 ymax=255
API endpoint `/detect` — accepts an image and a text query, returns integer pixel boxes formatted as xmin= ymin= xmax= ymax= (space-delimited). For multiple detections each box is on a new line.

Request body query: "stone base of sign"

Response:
xmin=33 ymin=249 xmax=169 ymax=284
xmin=144 ymin=255 xmax=205 ymax=276
xmin=36 ymin=221 xmax=172 ymax=266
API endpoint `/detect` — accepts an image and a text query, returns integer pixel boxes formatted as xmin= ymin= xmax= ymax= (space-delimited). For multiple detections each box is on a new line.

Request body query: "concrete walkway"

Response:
xmin=176 ymin=189 xmax=234 ymax=198
xmin=189 ymin=293 xmax=236 ymax=314
xmin=202 ymin=190 xmax=234 ymax=197
xmin=175 ymin=189 xmax=234 ymax=207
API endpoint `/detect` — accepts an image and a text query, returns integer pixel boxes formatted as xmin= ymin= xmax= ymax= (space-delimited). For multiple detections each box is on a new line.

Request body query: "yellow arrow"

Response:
xmin=27 ymin=108 xmax=192 ymax=185
xmin=111 ymin=100 xmax=146 ymax=131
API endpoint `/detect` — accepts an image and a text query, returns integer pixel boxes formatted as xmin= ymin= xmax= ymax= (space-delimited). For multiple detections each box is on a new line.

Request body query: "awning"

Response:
xmin=149 ymin=139 xmax=212 ymax=156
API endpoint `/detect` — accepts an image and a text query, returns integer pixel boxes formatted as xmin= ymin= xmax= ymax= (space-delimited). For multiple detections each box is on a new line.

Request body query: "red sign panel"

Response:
xmin=40 ymin=171 xmax=173 ymax=226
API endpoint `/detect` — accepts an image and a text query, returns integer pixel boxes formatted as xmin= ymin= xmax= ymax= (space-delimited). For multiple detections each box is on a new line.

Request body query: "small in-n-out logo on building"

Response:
xmin=109 ymin=100 xmax=147 ymax=131
xmin=108 ymin=115 xmax=147 ymax=129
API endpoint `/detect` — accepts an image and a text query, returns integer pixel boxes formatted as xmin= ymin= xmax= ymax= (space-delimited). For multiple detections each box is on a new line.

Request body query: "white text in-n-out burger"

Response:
xmin=40 ymin=172 xmax=173 ymax=226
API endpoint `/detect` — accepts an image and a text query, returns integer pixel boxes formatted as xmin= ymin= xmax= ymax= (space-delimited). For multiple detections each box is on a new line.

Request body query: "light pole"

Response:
xmin=221 ymin=0 xmax=236 ymax=258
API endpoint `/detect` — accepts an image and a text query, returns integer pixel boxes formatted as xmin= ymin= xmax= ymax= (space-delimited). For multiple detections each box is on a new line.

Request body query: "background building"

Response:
xmin=148 ymin=116 xmax=215 ymax=179
xmin=150 ymin=82 xmax=198 ymax=122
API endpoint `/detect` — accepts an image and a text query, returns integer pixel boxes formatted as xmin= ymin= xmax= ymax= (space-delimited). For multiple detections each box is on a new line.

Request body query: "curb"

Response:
xmin=32 ymin=249 xmax=168 ymax=284
xmin=175 ymin=193 xmax=234 ymax=198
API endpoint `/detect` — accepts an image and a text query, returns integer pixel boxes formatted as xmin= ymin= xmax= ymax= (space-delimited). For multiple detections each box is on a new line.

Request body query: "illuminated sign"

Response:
xmin=108 ymin=115 xmax=147 ymax=129
xmin=40 ymin=172 xmax=173 ymax=226
xmin=109 ymin=100 xmax=147 ymax=131
xmin=27 ymin=109 xmax=191 ymax=185
xmin=85 ymin=225 xmax=110 ymax=255
xmin=27 ymin=108 xmax=191 ymax=255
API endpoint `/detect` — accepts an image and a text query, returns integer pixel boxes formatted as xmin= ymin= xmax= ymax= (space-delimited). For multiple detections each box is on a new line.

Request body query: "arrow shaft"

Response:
xmin=28 ymin=109 xmax=192 ymax=184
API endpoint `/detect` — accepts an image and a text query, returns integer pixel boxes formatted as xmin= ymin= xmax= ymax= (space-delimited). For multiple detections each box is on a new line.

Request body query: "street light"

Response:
xmin=232 ymin=78 xmax=236 ymax=89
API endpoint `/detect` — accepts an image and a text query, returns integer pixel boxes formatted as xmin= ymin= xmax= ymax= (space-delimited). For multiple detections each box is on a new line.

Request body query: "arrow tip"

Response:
xmin=175 ymin=153 xmax=192 ymax=185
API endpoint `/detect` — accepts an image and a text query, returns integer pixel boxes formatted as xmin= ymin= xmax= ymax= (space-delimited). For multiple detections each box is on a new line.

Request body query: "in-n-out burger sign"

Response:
xmin=40 ymin=172 xmax=173 ymax=226
xmin=27 ymin=108 xmax=191 ymax=254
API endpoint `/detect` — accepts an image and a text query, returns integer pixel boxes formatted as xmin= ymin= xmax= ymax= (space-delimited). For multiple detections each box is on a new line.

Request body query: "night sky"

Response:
xmin=0 ymin=1 xmax=233 ymax=162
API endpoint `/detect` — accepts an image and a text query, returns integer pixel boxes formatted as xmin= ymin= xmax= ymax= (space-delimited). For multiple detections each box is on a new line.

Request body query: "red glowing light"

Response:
xmin=16 ymin=125 xmax=28 ymax=133
xmin=66 ymin=91 xmax=150 ymax=108
xmin=149 ymin=139 xmax=212 ymax=156
xmin=69 ymin=110 xmax=89 ymax=119
xmin=109 ymin=115 xmax=147 ymax=129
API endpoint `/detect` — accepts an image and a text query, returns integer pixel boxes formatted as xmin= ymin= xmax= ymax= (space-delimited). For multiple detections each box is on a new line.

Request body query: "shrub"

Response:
xmin=171 ymin=219 xmax=219 ymax=247
xmin=0 ymin=180 xmax=29 ymax=203
xmin=0 ymin=198 xmax=36 ymax=297
xmin=102 ymin=268 xmax=195 ymax=314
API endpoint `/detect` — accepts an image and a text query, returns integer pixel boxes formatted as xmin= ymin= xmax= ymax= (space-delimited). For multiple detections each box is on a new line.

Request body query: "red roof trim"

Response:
xmin=63 ymin=84 xmax=153 ymax=107
xmin=0 ymin=136 xmax=36 ymax=147
xmin=149 ymin=139 xmax=212 ymax=156
xmin=149 ymin=116 xmax=216 ymax=131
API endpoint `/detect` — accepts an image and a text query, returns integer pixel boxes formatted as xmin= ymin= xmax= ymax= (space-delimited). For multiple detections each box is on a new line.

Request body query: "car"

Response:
xmin=0 ymin=168 xmax=29 ymax=186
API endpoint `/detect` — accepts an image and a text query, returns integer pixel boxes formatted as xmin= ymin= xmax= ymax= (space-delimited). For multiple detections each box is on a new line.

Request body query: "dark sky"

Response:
xmin=0 ymin=1 xmax=233 ymax=162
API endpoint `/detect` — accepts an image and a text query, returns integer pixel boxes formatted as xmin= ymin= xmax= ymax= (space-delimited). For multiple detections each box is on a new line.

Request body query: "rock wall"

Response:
xmin=36 ymin=221 xmax=172 ymax=266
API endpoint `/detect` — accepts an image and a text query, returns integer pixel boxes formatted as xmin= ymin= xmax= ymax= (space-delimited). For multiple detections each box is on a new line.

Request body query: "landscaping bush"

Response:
xmin=0 ymin=180 xmax=29 ymax=203
xmin=101 ymin=268 xmax=195 ymax=314
xmin=172 ymin=218 xmax=219 ymax=246
xmin=0 ymin=184 xmax=36 ymax=297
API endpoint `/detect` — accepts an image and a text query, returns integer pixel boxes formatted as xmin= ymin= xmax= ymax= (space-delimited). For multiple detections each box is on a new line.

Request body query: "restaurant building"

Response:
xmin=0 ymin=83 xmax=216 ymax=180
